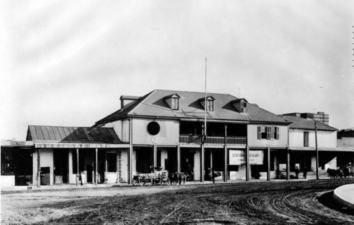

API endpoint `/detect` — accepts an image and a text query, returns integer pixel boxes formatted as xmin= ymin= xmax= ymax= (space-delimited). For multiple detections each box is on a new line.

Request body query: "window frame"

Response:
xmin=304 ymin=131 xmax=309 ymax=147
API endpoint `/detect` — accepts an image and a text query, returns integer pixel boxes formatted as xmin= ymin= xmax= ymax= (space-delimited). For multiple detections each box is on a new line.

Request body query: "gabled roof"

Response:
xmin=26 ymin=125 xmax=122 ymax=144
xmin=281 ymin=116 xmax=337 ymax=131
xmin=95 ymin=89 xmax=289 ymax=125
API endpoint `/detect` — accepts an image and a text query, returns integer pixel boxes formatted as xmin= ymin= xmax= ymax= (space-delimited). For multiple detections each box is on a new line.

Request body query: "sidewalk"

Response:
xmin=333 ymin=184 xmax=354 ymax=210
xmin=1 ymin=178 xmax=316 ymax=195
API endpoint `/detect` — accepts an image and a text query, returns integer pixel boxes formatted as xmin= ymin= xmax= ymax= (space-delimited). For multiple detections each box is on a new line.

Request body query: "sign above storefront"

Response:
xmin=229 ymin=150 xmax=264 ymax=165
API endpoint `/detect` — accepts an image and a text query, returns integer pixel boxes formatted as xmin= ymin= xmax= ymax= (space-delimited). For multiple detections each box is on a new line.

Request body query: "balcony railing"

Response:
xmin=179 ymin=135 xmax=247 ymax=145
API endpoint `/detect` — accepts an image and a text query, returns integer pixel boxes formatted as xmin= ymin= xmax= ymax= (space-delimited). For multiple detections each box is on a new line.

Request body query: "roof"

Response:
xmin=282 ymin=116 xmax=337 ymax=131
xmin=26 ymin=125 xmax=122 ymax=144
xmin=95 ymin=89 xmax=289 ymax=125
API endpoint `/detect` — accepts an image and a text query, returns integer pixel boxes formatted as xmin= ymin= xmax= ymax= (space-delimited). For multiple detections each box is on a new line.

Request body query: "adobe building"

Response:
xmin=1 ymin=89 xmax=353 ymax=188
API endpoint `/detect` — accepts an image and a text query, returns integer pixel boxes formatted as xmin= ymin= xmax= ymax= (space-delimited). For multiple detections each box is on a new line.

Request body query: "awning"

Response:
xmin=289 ymin=147 xmax=354 ymax=152
xmin=34 ymin=143 xmax=129 ymax=149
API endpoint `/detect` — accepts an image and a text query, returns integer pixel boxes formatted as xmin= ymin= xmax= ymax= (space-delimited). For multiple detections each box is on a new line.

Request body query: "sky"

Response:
xmin=0 ymin=0 xmax=353 ymax=140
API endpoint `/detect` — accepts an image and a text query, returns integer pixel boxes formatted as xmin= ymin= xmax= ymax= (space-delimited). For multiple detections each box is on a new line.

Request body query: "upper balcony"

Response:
xmin=179 ymin=135 xmax=247 ymax=146
xmin=179 ymin=121 xmax=247 ymax=147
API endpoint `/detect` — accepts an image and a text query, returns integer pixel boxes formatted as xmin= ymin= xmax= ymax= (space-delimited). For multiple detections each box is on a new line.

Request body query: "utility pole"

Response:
xmin=315 ymin=120 xmax=319 ymax=180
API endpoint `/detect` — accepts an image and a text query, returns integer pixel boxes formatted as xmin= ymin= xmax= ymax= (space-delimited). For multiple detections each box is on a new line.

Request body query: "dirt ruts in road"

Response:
xmin=2 ymin=179 xmax=354 ymax=224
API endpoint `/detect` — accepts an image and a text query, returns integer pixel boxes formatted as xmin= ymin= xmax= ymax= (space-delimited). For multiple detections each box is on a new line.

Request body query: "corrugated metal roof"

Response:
xmin=282 ymin=116 xmax=337 ymax=131
xmin=95 ymin=89 xmax=289 ymax=125
xmin=26 ymin=125 xmax=122 ymax=144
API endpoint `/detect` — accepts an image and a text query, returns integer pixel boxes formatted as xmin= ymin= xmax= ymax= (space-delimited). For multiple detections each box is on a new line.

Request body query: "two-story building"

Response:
xmin=94 ymin=89 xmax=291 ymax=183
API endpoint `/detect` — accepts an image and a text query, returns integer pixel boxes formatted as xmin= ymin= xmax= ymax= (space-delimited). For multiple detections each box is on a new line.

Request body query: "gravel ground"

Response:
xmin=2 ymin=179 xmax=354 ymax=224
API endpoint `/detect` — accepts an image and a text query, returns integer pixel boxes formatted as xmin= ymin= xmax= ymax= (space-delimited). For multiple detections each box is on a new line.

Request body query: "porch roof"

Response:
xmin=289 ymin=146 xmax=354 ymax=152
xmin=26 ymin=125 xmax=123 ymax=144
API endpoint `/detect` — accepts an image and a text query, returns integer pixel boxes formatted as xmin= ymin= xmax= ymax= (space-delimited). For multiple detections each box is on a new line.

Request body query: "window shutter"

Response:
xmin=257 ymin=126 xmax=261 ymax=139
xmin=275 ymin=127 xmax=279 ymax=140
xmin=304 ymin=132 xmax=309 ymax=147
xmin=266 ymin=127 xmax=271 ymax=140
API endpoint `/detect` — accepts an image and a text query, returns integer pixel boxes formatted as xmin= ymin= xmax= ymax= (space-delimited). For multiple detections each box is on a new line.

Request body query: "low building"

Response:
xmin=281 ymin=115 xmax=354 ymax=174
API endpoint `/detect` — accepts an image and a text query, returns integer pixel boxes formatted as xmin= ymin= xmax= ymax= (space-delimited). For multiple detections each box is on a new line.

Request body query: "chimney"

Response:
xmin=120 ymin=95 xmax=140 ymax=109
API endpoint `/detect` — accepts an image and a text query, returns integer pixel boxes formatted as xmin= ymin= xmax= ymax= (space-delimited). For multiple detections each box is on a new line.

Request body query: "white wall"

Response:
xmin=1 ymin=176 xmax=15 ymax=188
xmin=32 ymin=149 xmax=54 ymax=186
xmin=289 ymin=129 xmax=337 ymax=148
xmin=105 ymin=120 xmax=130 ymax=143
xmin=194 ymin=151 xmax=200 ymax=181
xmin=160 ymin=150 xmax=168 ymax=170
xmin=132 ymin=119 xmax=179 ymax=145
xmin=121 ymin=149 xmax=128 ymax=182
xmin=248 ymin=125 xmax=288 ymax=147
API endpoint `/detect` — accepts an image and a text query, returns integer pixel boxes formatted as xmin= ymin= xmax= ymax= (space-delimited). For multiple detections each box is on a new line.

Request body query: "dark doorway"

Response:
xmin=181 ymin=149 xmax=195 ymax=180
xmin=136 ymin=147 xmax=153 ymax=173
xmin=87 ymin=165 xmax=93 ymax=183
xmin=54 ymin=150 xmax=69 ymax=184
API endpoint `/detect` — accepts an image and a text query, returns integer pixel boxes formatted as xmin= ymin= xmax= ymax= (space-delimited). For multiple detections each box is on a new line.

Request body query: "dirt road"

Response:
xmin=2 ymin=179 xmax=354 ymax=224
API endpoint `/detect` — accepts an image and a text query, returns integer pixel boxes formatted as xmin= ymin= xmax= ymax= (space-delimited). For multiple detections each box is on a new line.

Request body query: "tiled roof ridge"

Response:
xmin=129 ymin=89 xmax=158 ymax=115
xmin=154 ymin=88 xmax=237 ymax=97
xmin=28 ymin=125 xmax=113 ymax=129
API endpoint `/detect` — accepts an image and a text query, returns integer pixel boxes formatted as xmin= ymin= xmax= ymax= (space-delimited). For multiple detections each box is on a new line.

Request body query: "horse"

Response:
xmin=327 ymin=168 xmax=343 ymax=179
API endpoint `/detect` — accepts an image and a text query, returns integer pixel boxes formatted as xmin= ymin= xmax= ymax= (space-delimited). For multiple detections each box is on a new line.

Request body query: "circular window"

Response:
xmin=147 ymin=121 xmax=160 ymax=135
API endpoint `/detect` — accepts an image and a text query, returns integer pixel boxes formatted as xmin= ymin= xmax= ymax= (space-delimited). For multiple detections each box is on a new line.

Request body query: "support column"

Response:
xmin=128 ymin=145 xmax=133 ymax=184
xmin=128 ymin=119 xmax=133 ymax=184
xmin=286 ymin=147 xmax=290 ymax=180
xmin=37 ymin=149 xmax=40 ymax=188
xmin=105 ymin=151 xmax=107 ymax=182
xmin=246 ymin=145 xmax=250 ymax=181
xmin=210 ymin=150 xmax=213 ymax=168
xmin=315 ymin=121 xmax=319 ymax=180
xmin=76 ymin=149 xmax=79 ymax=186
xmin=116 ymin=149 xmax=120 ymax=184
xmin=177 ymin=145 xmax=181 ymax=173
xmin=267 ymin=146 xmax=271 ymax=181
xmin=153 ymin=144 xmax=157 ymax=170
xmin=200 ymin=145 xmax=205 ymax=183
xmin=95 ymin=148 xmax=98 ymax=186
xmin=224 ymin=145 xmax=227 ymax=182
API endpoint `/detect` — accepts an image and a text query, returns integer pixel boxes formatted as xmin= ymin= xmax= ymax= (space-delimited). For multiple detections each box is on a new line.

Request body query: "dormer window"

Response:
xmin=231 ymin=98 xmax=248 ymax=113
xmin=207 ymin=98 xmax=214 ymax=111
xmin=172 ymin=97 xmax=179 ymax=110
xmin=164 ymin=94 xmax=181 ymax=110
xmin=199 ymin=96 xmax=215 ymax=112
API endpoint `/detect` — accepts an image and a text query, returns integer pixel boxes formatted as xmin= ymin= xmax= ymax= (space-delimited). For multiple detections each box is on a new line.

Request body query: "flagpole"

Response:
xmin=204 ymin=58 xmax=207 ymax=137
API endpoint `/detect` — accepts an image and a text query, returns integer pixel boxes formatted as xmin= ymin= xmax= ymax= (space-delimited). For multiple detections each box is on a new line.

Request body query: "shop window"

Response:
xmin=304 ymin=132 xmax=309 ymax=147
xmin=1 ymin=152 xmax=15 ymax=175
xmin=107 ymin=153 xmax=117 ymax=172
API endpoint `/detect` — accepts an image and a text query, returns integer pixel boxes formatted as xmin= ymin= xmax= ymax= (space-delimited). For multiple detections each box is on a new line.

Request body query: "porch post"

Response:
xmin=224 ymin=124 xmax=228 ymax=182
xmin=95 ymin=148 xmax=98 ymax=186
xmin=200 ymin=145 xmax=205 ymax=183
xmin=177 ymin=145 xmax=181 ymax=173
xmin=128 ymin=119 xmax=133 ymax=184
xmin=153 ymin=144 xmax=157 ymax=170
xmin=286 ymin=147 xmax=290 ymax=180
xmin=246 ymin=145 xmax=251 ymax=181
xmin=246 ymin=145 xmax=250 ymax=181
xmin=76 ymin=149 xmax=79 ymax=186
xmin=267 ymin=146 xmax=271 ymax=181
xmin=105 ymin=151 xmax=107 ymax=182
xmin=116 ymin=149 xmax=120 ymax=184
xmin=315 ymin=121 xmax=319 ymax=180
xmin=224 ymin=145 xmax=227 ymax=182
xmin=37 ymin=149 xmax=40 ymax=188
